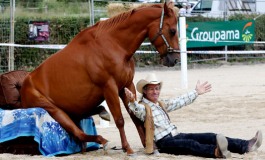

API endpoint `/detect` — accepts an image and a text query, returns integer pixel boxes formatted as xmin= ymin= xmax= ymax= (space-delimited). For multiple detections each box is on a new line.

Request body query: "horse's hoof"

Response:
xmin=81 ymin=142 xmax=87 ymax=154
xmin=126 ymin=148 xmax=135 ymax=157
xmin=128 ymin=153 xmax=137 ymax=157
xmin=103 ymin=141 xmax=109 ymax=150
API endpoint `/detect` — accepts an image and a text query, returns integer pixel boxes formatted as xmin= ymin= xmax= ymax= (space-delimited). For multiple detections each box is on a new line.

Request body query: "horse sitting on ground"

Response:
xmin=20 ymin=2 xmax=180 ymax=155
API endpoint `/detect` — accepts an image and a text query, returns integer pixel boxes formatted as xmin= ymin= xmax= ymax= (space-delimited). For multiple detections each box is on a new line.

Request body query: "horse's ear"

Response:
xmin=164 ymin=1 xmax=174 ymax=16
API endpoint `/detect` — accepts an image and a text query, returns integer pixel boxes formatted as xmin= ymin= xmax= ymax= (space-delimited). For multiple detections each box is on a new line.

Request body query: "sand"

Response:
xmin=0 ymin=63 xmax=264 ymax=160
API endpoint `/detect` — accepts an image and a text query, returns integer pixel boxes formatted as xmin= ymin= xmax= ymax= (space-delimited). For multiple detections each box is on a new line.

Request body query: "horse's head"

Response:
xmin=148 ymin=2 xmax=180 ymax=67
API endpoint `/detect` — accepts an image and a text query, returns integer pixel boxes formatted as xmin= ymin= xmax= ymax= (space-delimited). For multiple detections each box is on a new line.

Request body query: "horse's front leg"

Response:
xmin=103 ymin=84 xmax=134 ymax=155
xmin=120 ymin=84 xmax=146 ymax=147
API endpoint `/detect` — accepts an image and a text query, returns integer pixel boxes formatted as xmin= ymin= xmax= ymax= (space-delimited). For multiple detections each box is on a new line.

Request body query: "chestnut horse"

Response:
xmin=20 ymin=2 xmax=180 ymax=155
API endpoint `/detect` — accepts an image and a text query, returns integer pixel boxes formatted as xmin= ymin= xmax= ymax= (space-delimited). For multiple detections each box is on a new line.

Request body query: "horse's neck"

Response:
xmin=111 ymin=8 xmax=161 ymax=56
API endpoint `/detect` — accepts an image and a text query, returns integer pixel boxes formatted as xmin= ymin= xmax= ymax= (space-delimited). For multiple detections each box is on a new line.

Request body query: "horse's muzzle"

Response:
xmin=165 ymin=48 xmax=180 ymax=66
xmin=163 ymin=53 xmax=178 ymax=67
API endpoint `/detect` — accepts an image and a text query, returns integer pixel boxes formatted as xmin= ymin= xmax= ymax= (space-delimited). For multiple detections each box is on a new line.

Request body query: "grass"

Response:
xmin=1 ymin=0 xmax=108 ymax=18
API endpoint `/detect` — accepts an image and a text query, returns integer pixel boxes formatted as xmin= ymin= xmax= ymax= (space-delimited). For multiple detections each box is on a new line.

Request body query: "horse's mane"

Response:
xmin=95 ymin=4 xmax=165 ymax=38
xmin=97 ymin=10 xmax=134 ymax=33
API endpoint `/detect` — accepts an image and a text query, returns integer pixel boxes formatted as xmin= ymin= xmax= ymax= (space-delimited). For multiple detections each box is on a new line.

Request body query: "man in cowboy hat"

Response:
xmin=125 ymin=73 xmax=262 ymax=158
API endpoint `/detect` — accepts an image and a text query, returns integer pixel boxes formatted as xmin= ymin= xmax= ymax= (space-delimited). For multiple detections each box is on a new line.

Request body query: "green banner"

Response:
xmin=186 ymin=20 xmax=255 ymax=48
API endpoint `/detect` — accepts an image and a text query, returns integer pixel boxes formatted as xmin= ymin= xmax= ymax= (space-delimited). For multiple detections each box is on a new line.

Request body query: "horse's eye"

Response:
xmin=169 ymin=28 xmax=176 ymax=36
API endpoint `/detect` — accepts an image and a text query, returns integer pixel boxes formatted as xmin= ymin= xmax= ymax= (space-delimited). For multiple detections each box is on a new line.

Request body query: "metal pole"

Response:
xmin=179 ymin=16 xmax=188 ymax=89
xmin=9 ymin=0 xmax=15 ymax=71
xmin=224 ymin=0 xmax=228 ymax=62
xmin=89 ymin=0 xmax=92 ymax=26
xmin=91 ymin=0 xmax=94 ymax=25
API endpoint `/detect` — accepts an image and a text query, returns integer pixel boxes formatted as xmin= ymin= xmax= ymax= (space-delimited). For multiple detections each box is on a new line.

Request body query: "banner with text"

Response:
xmin=186 ymin=20 xmax=255 ymax=48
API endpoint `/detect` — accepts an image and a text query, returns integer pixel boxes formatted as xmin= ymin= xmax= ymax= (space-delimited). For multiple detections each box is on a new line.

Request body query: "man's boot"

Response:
xmin=215 ymin=134 xmax=231 ymax=158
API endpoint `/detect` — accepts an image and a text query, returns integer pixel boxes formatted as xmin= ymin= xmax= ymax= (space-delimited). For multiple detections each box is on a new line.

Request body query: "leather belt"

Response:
xmin=156 ymin=133 xmax=173 ymax=144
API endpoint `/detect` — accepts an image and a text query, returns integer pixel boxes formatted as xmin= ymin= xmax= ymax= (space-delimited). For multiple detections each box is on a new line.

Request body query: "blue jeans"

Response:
xmin=156 ymin=132 xmax=249 ymax=158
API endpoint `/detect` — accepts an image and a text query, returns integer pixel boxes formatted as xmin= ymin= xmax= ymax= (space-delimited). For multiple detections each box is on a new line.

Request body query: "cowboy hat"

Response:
xmin=136 ymin=73 xmax=163 ymax=94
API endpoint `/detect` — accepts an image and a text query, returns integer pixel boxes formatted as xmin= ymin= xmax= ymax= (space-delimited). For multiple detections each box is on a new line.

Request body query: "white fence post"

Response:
xmin=179 ymin=16 xmax=188 ymax=89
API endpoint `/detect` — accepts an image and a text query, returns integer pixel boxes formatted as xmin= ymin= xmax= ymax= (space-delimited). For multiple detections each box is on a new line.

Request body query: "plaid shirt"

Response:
xmin=128 ymin=90 xmax=198 ymax=142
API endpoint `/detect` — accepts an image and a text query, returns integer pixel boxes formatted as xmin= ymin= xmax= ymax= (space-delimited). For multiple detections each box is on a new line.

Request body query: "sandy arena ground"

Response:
xmin=0 ymin=63 xmax=264 ymax=160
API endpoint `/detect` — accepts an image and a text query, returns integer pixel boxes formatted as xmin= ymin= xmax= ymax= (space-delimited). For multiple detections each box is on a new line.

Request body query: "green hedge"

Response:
xmin=13 ymin=16 xmax=100 ymax=71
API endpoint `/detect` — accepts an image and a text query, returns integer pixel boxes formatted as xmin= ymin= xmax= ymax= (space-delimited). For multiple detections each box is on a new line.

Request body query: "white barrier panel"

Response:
xmin=0 ymin=43 xmax=66 ymax=49
xmin=1 ymin=42 xmax=264 ymax=54
xmin=135 ymin=50 xmax=265 ymax=54
xmin=187 ymin=50 xmax=265 ymax=54
xmin=1 ymin=43 xmax=264 ymax=54
xmin=0 ymin=42 xmax=152 ymax=49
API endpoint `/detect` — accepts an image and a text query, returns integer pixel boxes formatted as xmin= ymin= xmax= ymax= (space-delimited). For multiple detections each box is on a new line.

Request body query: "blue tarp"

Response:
xmin=0 ymin=108 xmax=99 ymax=156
